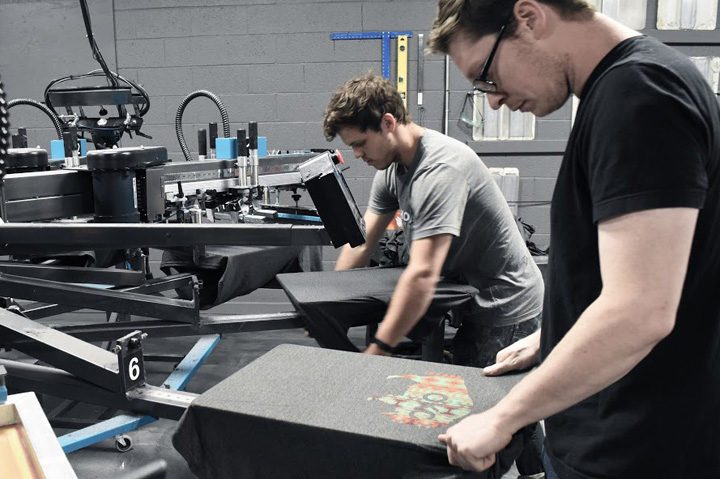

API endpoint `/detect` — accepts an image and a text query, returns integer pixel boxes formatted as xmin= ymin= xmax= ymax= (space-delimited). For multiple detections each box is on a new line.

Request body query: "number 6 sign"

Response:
xmin=116 ymin=330 xmax=146 ymax=392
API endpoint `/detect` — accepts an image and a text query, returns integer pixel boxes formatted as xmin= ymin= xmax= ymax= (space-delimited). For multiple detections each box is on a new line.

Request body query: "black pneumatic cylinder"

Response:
xmin=209 ymin=122 xmax=218 ymax=150
xmin=237 ymin=129 xmax=247 ymax=156
xmin=248 ymin=122 xmax=258 ymax=150
xmin=62 ymin=131 xmax=74 ymax=158
xmin=198 ymin=129 xmax=207 ymax=158
xmin=18 ymin=127 xmax=27 ymax=148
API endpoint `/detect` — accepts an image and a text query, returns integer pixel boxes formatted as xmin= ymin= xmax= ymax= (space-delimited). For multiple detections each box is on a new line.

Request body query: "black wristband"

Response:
xmin=371 ymin=337 xmax=397 ymax=354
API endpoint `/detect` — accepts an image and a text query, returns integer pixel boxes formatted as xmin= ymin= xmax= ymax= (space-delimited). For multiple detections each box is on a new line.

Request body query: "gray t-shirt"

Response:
xmin=368 ymin=129 xmax=543 ymax=326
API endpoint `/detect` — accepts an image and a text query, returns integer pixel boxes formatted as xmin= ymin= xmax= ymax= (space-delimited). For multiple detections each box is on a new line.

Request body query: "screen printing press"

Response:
xmin=0 ymin=137 xmax=367 ymax=453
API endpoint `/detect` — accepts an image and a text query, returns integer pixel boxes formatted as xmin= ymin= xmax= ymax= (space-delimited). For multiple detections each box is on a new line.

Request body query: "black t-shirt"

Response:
xmin=541 ymin=35 xmax=720 ymax=478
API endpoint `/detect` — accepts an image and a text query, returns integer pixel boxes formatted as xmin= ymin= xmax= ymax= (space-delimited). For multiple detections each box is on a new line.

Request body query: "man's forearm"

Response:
xmin=373 ymin=267 xmax=438 ymax=345
xmin=492 ymin=296 xmax=673 ymax=432
xmin=335 ymin=243 xmax=372 ymax=270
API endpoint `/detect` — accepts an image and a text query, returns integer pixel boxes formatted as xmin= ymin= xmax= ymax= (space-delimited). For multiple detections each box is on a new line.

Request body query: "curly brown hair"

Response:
xmin=323 ymin=74 xmax=409 ymax=141
xmin=427 ymin=0 xmax=594 ymax=54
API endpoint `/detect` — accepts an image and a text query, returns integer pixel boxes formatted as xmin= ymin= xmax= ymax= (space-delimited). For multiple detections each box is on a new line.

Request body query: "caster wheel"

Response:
xmin=115 ymin=434 xmax=133 ymax=453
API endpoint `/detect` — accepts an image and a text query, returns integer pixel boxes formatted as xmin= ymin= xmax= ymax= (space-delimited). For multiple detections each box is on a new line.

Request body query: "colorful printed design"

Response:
xmin=368 ymin=372 xmax=473 ymax=428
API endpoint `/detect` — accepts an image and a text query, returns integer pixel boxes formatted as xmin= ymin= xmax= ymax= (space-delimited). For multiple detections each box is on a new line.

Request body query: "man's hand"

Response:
xmin=483 ymin=330 xmax=541 ymax=376
xmin=363 ymin=343 xmax=391 ymax=356
xmin=438 ymin=408 xmax=514 ymax=472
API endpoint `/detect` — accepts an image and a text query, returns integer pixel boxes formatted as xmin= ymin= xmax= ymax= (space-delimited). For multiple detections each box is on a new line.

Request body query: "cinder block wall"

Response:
xmin=2 ymin=1 xmax=720 ymax=264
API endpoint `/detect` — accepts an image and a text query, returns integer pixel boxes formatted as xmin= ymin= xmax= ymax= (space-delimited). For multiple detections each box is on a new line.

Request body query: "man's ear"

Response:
xmin=381 ymin=113 xmax=397 ymax=133
xmin=514 ymin=0 xmax=548 ymax=39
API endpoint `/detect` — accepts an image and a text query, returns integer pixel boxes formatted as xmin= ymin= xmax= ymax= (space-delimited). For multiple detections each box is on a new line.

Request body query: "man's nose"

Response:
xmin=352 ymin=147 xmax=363 ymax=159
xmin=486 ymin=92 xmax=506 ymax=111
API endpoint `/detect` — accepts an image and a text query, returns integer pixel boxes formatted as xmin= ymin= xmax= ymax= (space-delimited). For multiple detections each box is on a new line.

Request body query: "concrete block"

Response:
xmin=116 ymin=8 xmax=191 ymax=40
xmin=224 ymin=94 xmax=278 ymax=123
xmin=118 ymin=68 xmax=140 ymax=83
xmin=247 ymin=3 xmax=361 ymax=35
xmin=138 ymin=95 xmax=167 ymax=127
xmin=192 ymin=5 xmax=249 ymax=37
xmin=303 ymin=62 xmax=381 ymax=93
xmin=410 ymin=90 xmax=446 ymax=122
xmin=191 ymin=65 xmax=250 ymax=95
xmin=277 ymin=93 xmax=332 ymax=123
xmin=362 ymin=2 xmax=440 ymax=32
xmin=117 ymin=39 xmax=165 ymax=68
xmin=422 ymin=119 xmax=444 ymax=133
xmin=535 ymin=119 xmax=571 ymax=140
xmin=543 ymin=97 xmax=573 ymax=121
xmin=449 ymin=61 xmax=474 ymax=90
xmin=421 ymin=59 xmax=453 ymax=91
xmin=254 ymin=122 xmax=307 ymax=151
xmin=518 ymin=177 xmax=556 ymax=202
xmin=276 ymin=33 xmax=382 ymax=64
xmin=165 ymin=35 xmax=276 ymax=67
xmin=301 ymin=122 xmax=344 ymax=151
xmin=343 ymin=176 xmax=376 ymax=207
xmin=249 ymin=64 xmax=305 ymax=94
xmin=138 ymin=67 xmax=194 ymax=97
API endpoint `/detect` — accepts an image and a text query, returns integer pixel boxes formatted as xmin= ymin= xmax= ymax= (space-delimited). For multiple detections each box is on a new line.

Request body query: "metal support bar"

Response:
xmin=0 ymin=359 xmax=196 ymax=420
xmin=58 ymin=335 xmax=219 ymax=453
xmin=0 ymin=308 xmax=123 ymax=392
xmin=0 ymin=272 xmax=199 ymax=323
xmin=0 ymin=261 xmax=145 ymax=286
xmin=162 ymin=334 xmax=220 ymax=391
xmin=53 ymin=311 xmax=306 ymax=341
xmin=59 ymin=414 xmax=156 ymax=453
xmin=417 ymin=33 xmax=425 ymax=126
xmin=0 ymin=223 xmax=331 ymax=255
xmin=24 ymin=274 xmax=197 ymax=321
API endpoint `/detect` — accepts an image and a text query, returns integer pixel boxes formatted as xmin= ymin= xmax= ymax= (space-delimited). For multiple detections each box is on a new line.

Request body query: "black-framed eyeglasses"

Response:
xmin=473 ymin=23 xmax=507 ymax=94
xmin=457 ymin=23 xmax=507 ymax=135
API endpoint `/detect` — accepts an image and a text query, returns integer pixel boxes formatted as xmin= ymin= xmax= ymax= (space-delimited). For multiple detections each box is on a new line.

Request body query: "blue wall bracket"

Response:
xmin=330 ymin=31 xmax=413 ymax=79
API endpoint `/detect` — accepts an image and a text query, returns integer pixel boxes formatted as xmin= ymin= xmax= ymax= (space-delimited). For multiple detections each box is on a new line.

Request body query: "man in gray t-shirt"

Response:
xmin=323 ymin=74 xmax=545 ymax=478
xmin=323 ymin=74 xmax=543 ymax=368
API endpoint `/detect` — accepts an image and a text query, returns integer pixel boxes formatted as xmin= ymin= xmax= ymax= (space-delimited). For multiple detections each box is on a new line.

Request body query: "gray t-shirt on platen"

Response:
xmin=368 ymin=128 xmax=543 ymax=326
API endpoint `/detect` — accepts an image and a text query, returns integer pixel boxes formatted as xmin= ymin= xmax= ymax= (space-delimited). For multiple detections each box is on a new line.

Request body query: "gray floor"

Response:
xmin=4 ymin=290 xmax=521 ymax=479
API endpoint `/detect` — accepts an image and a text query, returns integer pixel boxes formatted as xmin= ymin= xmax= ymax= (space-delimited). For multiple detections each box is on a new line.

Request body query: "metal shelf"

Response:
xmin=466 ymin=140 xmax=567 ymax=155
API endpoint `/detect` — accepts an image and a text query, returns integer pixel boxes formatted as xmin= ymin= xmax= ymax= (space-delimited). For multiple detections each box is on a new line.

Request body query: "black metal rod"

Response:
xmin=0 ymin=273 xmax=199 ymax=323
xmin=0 ymin=261 xmax=145 ymax=286
xmin=0 ymin=359 xmax=194 ymax=420
xmin=0 ymin=223 xmax=330 ymax=254
xmin=53 ymin=311 xmax=306 ymax=341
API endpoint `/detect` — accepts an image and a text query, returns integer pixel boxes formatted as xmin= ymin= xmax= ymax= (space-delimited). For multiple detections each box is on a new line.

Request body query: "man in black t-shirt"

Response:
xmin=428 ymin=1 xmax=720 ymax=478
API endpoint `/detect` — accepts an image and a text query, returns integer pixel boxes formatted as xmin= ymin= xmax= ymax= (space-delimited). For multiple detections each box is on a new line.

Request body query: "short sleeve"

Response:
xmin=409 ymin=163 xmax=469 ymax=240
xmin=584 ymin=64 xmax=708 ymax=223
xmin=368 ymin=170 xmax=399 ymax=214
